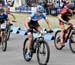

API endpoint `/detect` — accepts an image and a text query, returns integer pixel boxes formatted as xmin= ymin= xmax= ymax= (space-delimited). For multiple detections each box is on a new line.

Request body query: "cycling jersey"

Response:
xmin=59 ymin=8 xmax=71 ymax=26
xmin=60 ymin=8 xmax=71 ymax=21
xmin=30 ymin=13 xmax=47 ymax=21
xmin=0 ymin=13 xmax=8 ymax=24
xmin=28 ymin=13 xmax=47 ymax=29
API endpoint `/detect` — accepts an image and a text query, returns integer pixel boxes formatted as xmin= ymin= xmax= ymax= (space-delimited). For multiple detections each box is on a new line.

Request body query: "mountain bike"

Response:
xmin=54 ymin=24 xmax=75 ymax=53
xmin=23 ymin=28 xmax=52 ymax=65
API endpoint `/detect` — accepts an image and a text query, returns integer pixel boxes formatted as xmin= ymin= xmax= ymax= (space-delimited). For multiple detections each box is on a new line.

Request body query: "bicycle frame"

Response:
xmin=29 ymin=29 xmax=46 ymax=50
xmin=64 ymin=25 xmax=73 ymax=43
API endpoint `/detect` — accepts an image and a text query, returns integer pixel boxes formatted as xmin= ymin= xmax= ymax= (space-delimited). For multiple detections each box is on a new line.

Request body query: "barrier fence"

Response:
xmin=10 ymin=7 xmax=37 ymax=13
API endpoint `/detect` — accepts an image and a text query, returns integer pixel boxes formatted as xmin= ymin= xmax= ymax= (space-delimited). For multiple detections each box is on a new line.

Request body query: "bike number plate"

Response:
xmin=1 ymin=24 xmax=6 ymax=29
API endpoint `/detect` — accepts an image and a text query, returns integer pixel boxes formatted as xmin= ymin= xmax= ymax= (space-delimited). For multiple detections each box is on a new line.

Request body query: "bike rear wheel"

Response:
xmin=69 ymin=32 xmax=75 ymax=53
xmin=54 ymin=31 xmax=64 ymax=50
xmin=23 ymin=38 xmax=33 ymax=61
xmin=37 ymin=40 xmax=50 ymax=65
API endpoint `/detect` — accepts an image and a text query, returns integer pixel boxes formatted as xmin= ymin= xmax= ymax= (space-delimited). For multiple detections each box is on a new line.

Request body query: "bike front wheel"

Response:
xmin=6 ymin=27 xmax=11 ymax=41
xmin=54 ymin=31 xmax=64 ymax=50
xmin=7 ymin=31 xmax=11 ymax=40
xmin=69 ymin=32 xmax=75 ymax=53
xmin=37 ymin=40 xmax=50 ymax=65
xmin=23 ymin=38 xmax=33 ymax=61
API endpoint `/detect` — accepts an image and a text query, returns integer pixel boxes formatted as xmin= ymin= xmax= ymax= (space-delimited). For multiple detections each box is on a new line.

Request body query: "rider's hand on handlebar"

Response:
xmin=67 ymin=23 xmax=73 ymax=26
xmin=64 ymin=21 xmax=73 ymax=26
xmin=7 ymin=22 xmax=13 ymax=26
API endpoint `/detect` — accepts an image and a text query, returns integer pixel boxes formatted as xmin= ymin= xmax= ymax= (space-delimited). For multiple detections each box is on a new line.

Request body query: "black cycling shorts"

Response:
xmin=28 ymin=20 xmax=40 ymax=29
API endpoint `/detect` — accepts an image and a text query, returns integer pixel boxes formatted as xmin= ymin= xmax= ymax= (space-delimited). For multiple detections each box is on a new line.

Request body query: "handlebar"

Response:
xmin=25 ymin=28 xmax=53 ymax=35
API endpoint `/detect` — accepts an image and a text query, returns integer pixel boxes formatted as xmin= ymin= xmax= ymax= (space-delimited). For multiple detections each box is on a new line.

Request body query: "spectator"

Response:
xmin=6 ymin=0 xmax=15 ymax=7
xmin=39 ymin=1 xmax=53 ymax=15
xmin=0 ymin=0 xmax=5 ymax=6
xmin=54 ymin=1 xmax=59 ymax=8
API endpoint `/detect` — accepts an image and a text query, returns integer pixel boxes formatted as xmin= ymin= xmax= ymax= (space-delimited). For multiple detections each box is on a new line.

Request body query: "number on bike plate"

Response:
xmin=1 ymin=24 xmax=6 ymax=29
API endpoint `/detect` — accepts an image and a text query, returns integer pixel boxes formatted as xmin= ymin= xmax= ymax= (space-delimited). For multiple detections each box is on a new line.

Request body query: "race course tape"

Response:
xmin=11 ymin=26 xmax=61 ymax=40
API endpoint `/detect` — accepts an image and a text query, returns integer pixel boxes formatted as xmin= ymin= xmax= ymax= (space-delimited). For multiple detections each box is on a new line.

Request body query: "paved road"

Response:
xmin=0 ymin=33 xmax=75 ymax=65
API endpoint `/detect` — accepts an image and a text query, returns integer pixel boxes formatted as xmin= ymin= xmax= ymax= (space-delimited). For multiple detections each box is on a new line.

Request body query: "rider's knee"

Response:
xmin=28 ymin=34 xmax=33 ymax=41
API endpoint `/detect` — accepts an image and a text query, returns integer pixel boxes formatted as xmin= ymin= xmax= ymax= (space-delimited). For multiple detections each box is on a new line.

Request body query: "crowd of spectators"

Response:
xmin=39 ymin=0 xmax=75 ymax=15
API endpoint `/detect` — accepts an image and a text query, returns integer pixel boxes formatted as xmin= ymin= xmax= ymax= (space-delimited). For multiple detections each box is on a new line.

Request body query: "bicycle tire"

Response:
xmin=69 ymin=33 xmax=75 ymax=53
xmin=23 ymin=38 xmax=33 ymax=61
xmin=2 ymin=34 xmax=7 ymax=52
xmin=6 ymin=29 xmax=11 ymax=41
xmin=37 ymin=40 xmax=50 ymax=65
xmin=54 ymin=31 xmax=64 ymax=50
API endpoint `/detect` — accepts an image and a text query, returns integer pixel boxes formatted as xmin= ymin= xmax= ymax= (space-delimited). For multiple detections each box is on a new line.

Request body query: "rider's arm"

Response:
xmin=58 ymin=14 xmax=66 ymax=23
xmin=25 ymin=13 xmax=35 ymax=29
xmin=9 ymin=13 xmax=16 ymax=20
xmin=44 ymin=17 xmax=51 ymax=29
xmin=58 ymin=14 xmax=72 ymax=25
xmin=25 ymin=17 xmax=31 ymax=29
xmin=7 ymin=17 xmax=11 ymax=23
xmin=43 ymin=13 xmax=51 ymax=29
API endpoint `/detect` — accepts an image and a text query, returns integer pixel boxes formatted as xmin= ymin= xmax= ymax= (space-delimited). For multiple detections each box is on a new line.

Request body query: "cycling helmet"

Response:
xmin=37 ymin=5 xmax=44 ymax=13
xmin=0 ymin=7 xmax=4 ymax=13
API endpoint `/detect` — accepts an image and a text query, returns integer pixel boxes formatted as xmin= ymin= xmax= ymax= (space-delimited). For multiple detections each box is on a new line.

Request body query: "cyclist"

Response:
xmin=0 ymin=7 xmax=11 ymax=41
xmin=58 ymin=1 xmax=74 ymax=47
xmin=25 ymin=5 xmax=51 ymax=59
xmin=5 ymin=6 xmax=16 ymax=22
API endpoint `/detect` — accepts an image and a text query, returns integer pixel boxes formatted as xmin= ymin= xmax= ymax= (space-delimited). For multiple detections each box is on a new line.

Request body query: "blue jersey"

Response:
xmin=30 ymin=13 xmax=47 ymax=21
xmin=0 ymin=13 xmax=8 ymax=21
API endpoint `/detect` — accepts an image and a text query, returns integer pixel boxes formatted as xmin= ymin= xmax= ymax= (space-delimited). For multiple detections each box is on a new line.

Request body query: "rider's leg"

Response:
xmin=66 ymin=25 xmax=74 ymax=43
xmin=59 ymin=21 xmax=65 ymax=46
xmin=1 ymin=30 xmax=6 ymax=42
xmin=65 ymin=25 xmax=71 ymax=38
xmin=1 ymin=31 xmax=4 ymax=42
xmin=35 ymin=26 xmax=42 ymax=33
xmin=25 ymin=31 xmax=33 ymax=59
xmin=26 ymin=32 xmax=33 ymax=53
